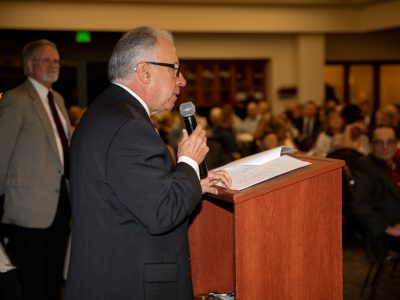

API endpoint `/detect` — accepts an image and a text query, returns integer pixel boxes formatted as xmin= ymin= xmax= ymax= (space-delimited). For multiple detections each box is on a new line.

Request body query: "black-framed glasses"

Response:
xmin=32 ymin=58 xmax=61 ymax=65
xmin=372 ymin=138 xmax=397 ymax=148
xmin=146 ymin=61 xmax=180 ymax=77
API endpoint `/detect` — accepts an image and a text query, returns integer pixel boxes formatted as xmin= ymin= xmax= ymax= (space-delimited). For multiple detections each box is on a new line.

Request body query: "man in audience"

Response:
xmin=294 ymin=100 xmax=321 ymax=151
xmin=237 ymin=100 xmax=261 ymax=136
xmin=0 ymin=39 xmax=71 ymax=300
xmin=351 ymin=125 xmax=400 ymax=261
xmin=213 ymin=104 xmax=242 ymax=160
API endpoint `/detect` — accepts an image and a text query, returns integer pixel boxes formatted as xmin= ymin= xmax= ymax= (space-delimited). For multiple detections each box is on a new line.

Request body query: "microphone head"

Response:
xmin=179 ymin=101 xmax=196 ymax=118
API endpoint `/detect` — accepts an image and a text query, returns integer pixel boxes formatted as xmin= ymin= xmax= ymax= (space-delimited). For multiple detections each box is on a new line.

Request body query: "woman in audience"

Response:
xmin=256 ymin=114 xmax=296 ymax=151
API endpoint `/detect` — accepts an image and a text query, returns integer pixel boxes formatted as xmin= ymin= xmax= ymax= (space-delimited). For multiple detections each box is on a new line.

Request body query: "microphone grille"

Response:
xmin=179 ymin=101 xmax=196 ymax=118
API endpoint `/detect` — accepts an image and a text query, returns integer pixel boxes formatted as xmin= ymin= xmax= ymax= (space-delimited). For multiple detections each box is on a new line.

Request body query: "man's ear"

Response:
xmin=135 ymin=62 xmax=151 ymax=84
xmin=25 ymin=60 xmax=33 ymax=75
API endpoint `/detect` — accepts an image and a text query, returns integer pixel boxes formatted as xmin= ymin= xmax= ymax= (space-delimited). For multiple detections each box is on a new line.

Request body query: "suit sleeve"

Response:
xmin=351 ymin=161 xmax=389 ymax=237
xmin=105 ymin=119 xmax=202 ymax=235
xmin=0 ymin=93 xmax=23 ymax=195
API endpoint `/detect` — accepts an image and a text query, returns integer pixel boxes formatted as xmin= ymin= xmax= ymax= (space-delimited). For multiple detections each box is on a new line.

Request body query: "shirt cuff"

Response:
xmin=178 ymin=156 xmax=200 ymax=179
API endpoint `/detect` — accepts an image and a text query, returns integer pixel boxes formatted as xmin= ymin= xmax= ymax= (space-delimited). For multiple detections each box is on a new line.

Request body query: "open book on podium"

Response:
xmin=213 ymin=146 xmax=311 ymax=190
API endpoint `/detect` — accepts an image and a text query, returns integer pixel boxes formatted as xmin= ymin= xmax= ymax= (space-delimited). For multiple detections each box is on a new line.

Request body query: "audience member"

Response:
xmin=308 ymin=110 xmax=345 ymax=157
xmin=209 ymin=106 xmax=222 ymax=128
xmin=283 ymin=99 xmax=301 ymax=125
xmin=64 ymin=26 xmax=231 ymax=300
xmin=255 ymin=114 xmax=295 ymax=151
xmin=212 ymin=104 xmax=242 ymax=160
xmin=341 ymin=104 xmax=370 ymax=155
xmin=351 ymin=125 xmax=400 ymax=261
xmin=68 ymin=105 xmax=85 ymax=133
xmin=258 ymin=100 xmax=271 ymax=115
xmin=324 ymin=98 xmax=340 ymax=113
xmin=237 ymin=100 xmax=261 ymax=136
xmin=236 ymin=101 xmax=261 ymax=152
xmin=360 ymin=99 xmax=374 ymax=129
xmin=0 ymin=39 xmax=71 ymax=300
xmin=294 ymin=100 xmax=322 ymax=151
xmin=375 ymin=105 xmax=400 ymax=138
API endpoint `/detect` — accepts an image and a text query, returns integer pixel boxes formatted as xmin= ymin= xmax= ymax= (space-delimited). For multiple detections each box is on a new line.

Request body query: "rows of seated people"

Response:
xmin=153 ymin=99 xmax=400 ymax=280
xmin=151 ymin=98 xmax=400 ymax=169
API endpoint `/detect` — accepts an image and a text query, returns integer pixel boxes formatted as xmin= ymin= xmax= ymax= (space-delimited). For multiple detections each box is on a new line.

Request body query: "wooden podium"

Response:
xmin=188 ymin=154 xmax=344 ymax=300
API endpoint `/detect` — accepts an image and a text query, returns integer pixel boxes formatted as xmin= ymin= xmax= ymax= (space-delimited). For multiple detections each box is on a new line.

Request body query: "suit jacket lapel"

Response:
xmin=25 ymin=80 xmax=62 ymax=166
xmin=373 ymin=157 xmax=400 ymax=197
xmin=111 ymin=84 xmax=153 ymax=125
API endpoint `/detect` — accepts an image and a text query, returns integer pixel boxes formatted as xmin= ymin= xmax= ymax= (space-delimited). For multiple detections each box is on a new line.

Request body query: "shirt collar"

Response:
xmin=28 ymin=77 xmax=50 ymax=99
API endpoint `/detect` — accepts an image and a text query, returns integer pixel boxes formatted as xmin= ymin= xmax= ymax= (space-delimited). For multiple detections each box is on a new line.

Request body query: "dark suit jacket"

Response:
xmin=351 ymin=154 xmax=400 ymax=261
xmin=294 ymin=117 xmax=322 ymax=151
xmin=65 ymin=84 xmax=202 ymax=300
xmin=294 ymin=116 xmax=321 ymax=138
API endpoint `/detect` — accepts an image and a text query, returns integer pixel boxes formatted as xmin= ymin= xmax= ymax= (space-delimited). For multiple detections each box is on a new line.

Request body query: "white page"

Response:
xmin=220 ymin=155 xmax=311 ymax=190
xmin=0 ymin=244 xmax=15 ymax=273
xmin=214 ymin=146 xmax=296 ymax=171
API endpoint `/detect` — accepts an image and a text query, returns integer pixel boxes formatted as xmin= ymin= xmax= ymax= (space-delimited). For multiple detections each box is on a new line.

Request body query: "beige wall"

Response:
xmin=297 ymin=34 xmax=325 ymax=108
xmin=176 ymin=33 xmax=299 ymax=112
xmin=1 ymin=1 xmax=400 ymax=32
xmin=1 ymin=1 xmax=399 ymax=111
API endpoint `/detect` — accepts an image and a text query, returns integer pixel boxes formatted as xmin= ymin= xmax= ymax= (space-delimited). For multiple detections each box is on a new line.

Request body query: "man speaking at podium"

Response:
xmin=65 ymin=26 xmax=231 ymax=300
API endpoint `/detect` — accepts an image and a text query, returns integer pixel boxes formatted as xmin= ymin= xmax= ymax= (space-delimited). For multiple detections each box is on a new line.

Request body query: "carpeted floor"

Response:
xmin=59 ymin=229 xmax=399 ymax=300
xmin=343 ymin=230 xmax=400 ymax=300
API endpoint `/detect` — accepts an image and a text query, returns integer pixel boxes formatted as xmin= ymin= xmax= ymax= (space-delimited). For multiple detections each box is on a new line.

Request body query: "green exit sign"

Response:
xmin=76 ymin=31 xmax=91 ymax=43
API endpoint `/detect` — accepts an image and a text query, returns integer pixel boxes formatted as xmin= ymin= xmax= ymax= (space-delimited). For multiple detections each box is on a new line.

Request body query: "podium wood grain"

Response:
xmin=189 ymin=154 xmax=344 ymax=300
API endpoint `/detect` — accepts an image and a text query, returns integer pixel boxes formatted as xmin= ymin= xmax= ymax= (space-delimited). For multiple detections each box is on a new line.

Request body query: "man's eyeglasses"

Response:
xmin=146 ymin=61 xmax=180 ymax=77
xmin=372 ymin=138 xmax=397 ymax=148
xmin=32 ymin=58 xmax=61 ymax=66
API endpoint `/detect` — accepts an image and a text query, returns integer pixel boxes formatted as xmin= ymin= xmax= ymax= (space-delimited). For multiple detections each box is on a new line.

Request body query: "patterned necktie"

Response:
xmin=48 ymin=91 xmax=70 ymax=179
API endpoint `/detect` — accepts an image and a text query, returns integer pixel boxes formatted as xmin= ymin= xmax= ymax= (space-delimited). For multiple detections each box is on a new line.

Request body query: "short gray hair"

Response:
xmin=22 ymin=39 xmax=58 ymax=75
xmin=108 ymin=26 xmax=174 ymax=82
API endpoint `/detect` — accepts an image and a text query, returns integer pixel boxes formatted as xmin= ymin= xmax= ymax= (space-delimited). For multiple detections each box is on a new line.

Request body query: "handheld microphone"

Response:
xmin=179 ymin=101 xmax=208 ymax=178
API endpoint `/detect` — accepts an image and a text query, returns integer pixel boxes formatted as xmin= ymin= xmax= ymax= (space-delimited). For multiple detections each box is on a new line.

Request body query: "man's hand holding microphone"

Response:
xmin=178 ymin=101 xmax=231 ymax=194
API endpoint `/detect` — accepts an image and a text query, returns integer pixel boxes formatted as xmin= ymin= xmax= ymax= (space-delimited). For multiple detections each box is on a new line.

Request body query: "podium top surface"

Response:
xmin=207 ymin=154 xmax=345 ymax=205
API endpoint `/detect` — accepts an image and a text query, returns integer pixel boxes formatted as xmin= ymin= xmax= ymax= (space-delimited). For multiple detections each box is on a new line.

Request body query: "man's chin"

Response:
xmin=44 ymin=77 xmax=58 ymax=84
xmin=166 ymin=100 xmax=177 ymax=110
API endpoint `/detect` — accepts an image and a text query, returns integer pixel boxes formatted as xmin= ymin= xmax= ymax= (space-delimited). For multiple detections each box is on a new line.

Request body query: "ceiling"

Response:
xmin=8 ymin=0 xmax=391 ymax=6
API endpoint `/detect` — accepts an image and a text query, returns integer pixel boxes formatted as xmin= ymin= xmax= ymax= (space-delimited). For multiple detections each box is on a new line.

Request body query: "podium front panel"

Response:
xmin=235 ymin=168 xmax=342 ymax=299
xmin=189 ymin=198 xmax=235 ymax=295
xmin=189 ymin=156 xmax=343 ymax=300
